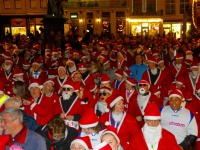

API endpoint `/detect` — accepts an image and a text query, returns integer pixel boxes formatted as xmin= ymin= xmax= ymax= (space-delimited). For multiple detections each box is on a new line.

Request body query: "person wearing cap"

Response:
xmin=99 ymin=95 xmax=139 ymax=149
xmin=95 ymin=86 xmax=112 ymax=117
xmin=112 ymin=69 xmax=126 ymax=92
xmin=23 ymin=79 xmax=54 ymax=125
xmin=117 ymin=51 xmax=128 ymax=70
xmin=127 ymin=80 xmax=159 ymax=128
xmin=160 ymin=89 xmax=198 ymax=150
xmin=79 ymin=108 xmax=106 ymax=147
xmin=93 ymin=141 xmax=112 ymax=150
xmin=101 ymin=58 xmax=116 ymax=83
xmin=66 ymin=57 xmax=77 ymax=76
xmin=89 ymin=83 xmax=99 ymax=104
xmin=127 ymin=103 xmax=180 ymax=150
xmin=1 ymin=108 xmax=47 ymax=150
xmin=54 ymin=80 xmax=82 ymax=128
xmin=72 ymin=50 xmax=81 ymax=66
xmin=129 ymin=53 xmax=148 ymax=82
xmin=185 ymin=61 xmax=200 ymax=95
xmin=101 ymin=125 xmax=123 ymax=150
xmin=70 ymin=136 xmax=93 ymax=150
xmin=169 ymin=52 xmax=188 ymax=82
xmin=13 ymin=47 xmax=24 ymax=68
xmin=142 ymin=55 xmax=165 ymax=92
xmin=53 ymin=66 xmax=71 ymax=95
xmin=89 ymin=60 xmax=102 ymax=86
xmin=37 ymin=115 xmax=77 ymax=150
xmin=120 ymin=78 xmax=138 ymax=110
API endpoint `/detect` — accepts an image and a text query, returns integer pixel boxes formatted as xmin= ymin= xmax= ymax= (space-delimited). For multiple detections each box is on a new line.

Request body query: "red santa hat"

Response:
xmin=52 ymin=48 xmax=58 ymax=54
xmin=138 ymin=80 xmax=150 ymax=88
xmin=106 ymin=95 xmax=124 ymax=109
xmin=0 ymin=135 xmax=10 ymax=150
xmin=175 ymin=76 xmax=184 ymax=85
xmin=157 ymin=58 xmax=164 ymax=64
xmin=175 ymin=53 xmax=184 ymax=60
xmin=5 ymin=58 xmax=14 ymax=64
xmin=62 ymin=80 xmax=74 ymax=89
xmin=67 ymin=57 xmax=75 ymax=64
xmin=32 ymin=58 xmax=42 ymax=66
xmin=168 ymin=89 xmax=183 ymax=100
xmin=125 ymin=78 xmax=136 ymax=86
xmin=98 ymin=54 xmax=107 ymax=60
xmin=65 ymin=43 xmax=72 ymax=49
xmin=89 ymin=83 xmax=97 ymax=92
xmin=28 ymin=79 xmax=43 ymax=90
xmin=115 ymin=69 xmax=123 ymax=77
xmin=71 ymin=49 xmax=80 ymax=55
xmin=13 ymin=68 xmax=24 ymax=77
xmin=79 ymin=108 xmax=99 ymax=128
xmin=186 ymin=50 xmax=193 ymax=55
xmin=117 ymin=51 xmax=126 ymax=60
xmin=183 ymin=91 xmax=192 ymax=101
xmin=78 ymin=62 xmax=87 ymax=70
xmin=100 ymin=74 xmax=111 ymax=84
xmin=144 ymin=103 xmax=161 ymax=120
xmin=43 ymin=79 xmax=54 ymax=85
xmin=185 ymin=59 xmax=192 ymax=65
xmin=101 ymin=125 xmax=120 ymax=144
xmin=99 ymin=86 xmax=112 ymax=95
xmin=93 ymin=141 xmax=112 ymax=150
xmin=1 ymin=51 xmax=11 ymax=59
xmin=22 ymin=61 xmax=31 ymax=67
xmin=147 ymin=55 xmax=157 ymax=64
xmin=102 ymin=58 xmax=110 ymax=65
xmin=71 ymin=136 xmax=92 ymax=150
xmin=123 ymin=70 xmax=131 ymax=77
xmin=0 ymin=80 xmax=5 ymax=94
xmin=190 ymin=61 xmax=199 ymax=69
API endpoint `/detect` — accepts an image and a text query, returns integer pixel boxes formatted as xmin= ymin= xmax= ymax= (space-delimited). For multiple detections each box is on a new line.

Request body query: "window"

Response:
xmin=132 ymin=0 xmax=142 ymax=15
xmin=180 ymin=0 xmax=190 ymax=14
xmin=146 ymin=0 xmax=156 ymax=14
xmin=132 ymin=0 xmax=156 ymax=15
xmin=102 ymin=12 xmax=110 ymax=18
xmin=166 ymin=0 xmax=175 ymax=15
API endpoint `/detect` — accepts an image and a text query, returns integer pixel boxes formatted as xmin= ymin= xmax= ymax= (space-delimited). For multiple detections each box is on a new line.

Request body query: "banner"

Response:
xmin=11 ymin=18 xmax=26 ymax=27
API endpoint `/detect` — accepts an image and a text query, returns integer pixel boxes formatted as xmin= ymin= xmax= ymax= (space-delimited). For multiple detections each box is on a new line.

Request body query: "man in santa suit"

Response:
xmin=185 ymin=61 xmax=200 ymax=95
xmin=78 ymin=62 xmax=95 ymax=88
xmin=12 ymin=47 xmax=24 ymax=68
xmin=0 ymin=58 xmax=14 ymax=86
xmin=142 ymin=55 xmax=165 ymax=92
xmin=53 ymin=80 xmax=82 ymax=129
xmin=127 ymin=80 xmax=159 ymax=128
xmin=65 ymin=57 xmax=77 ymax=76
xmin=29 ymin=58 xmax=48 ymax=84
xmin=116 ymin=51 xmax=128 ymax=70
xmin=160 ymin=89 xmax=198 ymax=150
xmin=120 ymin=77 xmax=138 ymax=110
xmin=23 ymin=79 xmax=54 ymax=125
xmin=127 ymin=103 xmax=180 ymax=150
xmin=112 ymin=69 xmax=126 ymax=92
xmin=169 ymin=52 xmax=188 ymax=82
xmin=53 ymin=66 xmax=71 ymax=95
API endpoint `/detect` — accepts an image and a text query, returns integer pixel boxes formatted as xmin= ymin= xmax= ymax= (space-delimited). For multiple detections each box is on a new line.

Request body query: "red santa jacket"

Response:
xmin=0 ymin=69 xmax=14 ymax=86
xmin=82 ymin=73 xmax=95 ymax=88
xmin=169 ymin=61 xmax=188 ymax=82
xmin=127 ymin=128 xmax=180 ymax=150
xmin=29 ymin=69 xmax=48 ymax=84
xmin=117 ymin=59 xmax=128 ymax=70
xmin=185 ymin=73 xmax=200 ymax=95
xmin=24 ymin=94 xmax=54 ymax=125
xmin=13 ymin=56 xmax=24 ymax=68
xmin=99 ymin=112 xmax=139 ymax=149
xmin=53 ymin=75 xmax=71 ymax=95
xmin=127 ymin=92 xmax=159 ymax=128
xmin=112 ymin=79 xmax=126 ymax=92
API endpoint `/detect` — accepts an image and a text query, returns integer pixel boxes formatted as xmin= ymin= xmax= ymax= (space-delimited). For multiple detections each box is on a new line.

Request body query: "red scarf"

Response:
xmin=47 ymin=131 xmax=55 ymax=150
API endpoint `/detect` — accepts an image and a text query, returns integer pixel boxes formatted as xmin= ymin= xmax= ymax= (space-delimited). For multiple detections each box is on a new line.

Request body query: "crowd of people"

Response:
xmin=0 ymin=30 xmax=199 ymax=150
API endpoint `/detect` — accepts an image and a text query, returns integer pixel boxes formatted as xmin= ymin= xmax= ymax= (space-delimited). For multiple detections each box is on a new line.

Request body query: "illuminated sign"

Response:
xmin=70 ymin=13 xmax=78 ymax=19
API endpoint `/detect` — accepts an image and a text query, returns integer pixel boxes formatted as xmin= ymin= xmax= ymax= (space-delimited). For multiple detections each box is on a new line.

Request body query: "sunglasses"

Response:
xmin=139 ymin=84 xmax=147 ymax=87
xmin=63 ymin=88 xmax=71 ymax=91
xmin=99 ymin=92 xmax=107 ymax=97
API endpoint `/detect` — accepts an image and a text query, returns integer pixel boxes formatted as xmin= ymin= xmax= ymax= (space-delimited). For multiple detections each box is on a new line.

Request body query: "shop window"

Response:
xmin=166 ymin=0 xmax=175 ymax=15
xmin=102 ymin=12 xmax=110 ymax=18
xmin=12 ymin=27 xmax=26 ymax=36
xmin=116 ymin=18 xmax=125 ymax=34
xmin=102 ymin=19 xmax=110 ymax=33
xmin=5 ymin=27 xmax=11 ymax=36
xmin=116 ymin=12 xmax=125 ymax=17
xmin=180 ymin=0 xmax=190 ymax=14
xmin=87 ymin=12 xmax=93 ymax=19
xmin=131 ymin=23 xmax=141 ymax=36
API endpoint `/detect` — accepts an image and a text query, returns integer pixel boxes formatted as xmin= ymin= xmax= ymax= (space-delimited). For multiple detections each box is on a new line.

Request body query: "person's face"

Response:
xmin=32 ymin=64 xmax=40 ymax=71
xmin=139 ymin=84 xmax=149 ymax=93
xmin=67 ymin=62 xmax=74 ymax=68
xmin=117 ymin=53 xmax=123 ymax=61
xmin=73 ymin=53 xmax=79 ymax=59
xmin=63 ymin=87 xmax=74 ymax=95
xmin=72 ymin=74 xmax=82 ymax=82
xmin=1 ymin=113 xmax=18 ymax=136
xmin=125 ymin=82 xmax=133 ymax=90
xmin=100 ymin=82 xmax=111 ymax=88
xmin=144 ymin=120 xmax=160 ymax=127
xmin=52 ymin=53 xmax=58 ymax=58
xmin=30 ymin=87 xmax=41 ymax=99
xmin=169 ymin=97 xmax=182 ymax=110
xmin=99 ymin=92 xmax=111 ymax=101
xmin=4 ymin=61 xmax=13 ymax=66
xmin=158 ymin=62 xmax=164 ymax=68
xmin=104 ymin=63 xmax=110 ymax=70
xmin=90 ymin=62 xmax=96 ymax=69
xmin=58 ymin=68 xmax=66 ymax=77
xmin=102 ymin=134 xmax=119 ymax=150
xmin=14 ymin=50 xmax=20 ymax=56
xmin=114 ymin=100 xmax=124 ymax=113
xmin=115 ymin=75 xmax=123 ymax=81
xmin=147 ymin=61 xmax=156 ymax=69
xmin=52 ymin=132 xmax=65 ymax=141
xmin=25 ymin=52 xmax=31 ymax=58
xmin=176 ymin=59 xmax=183 ymax=64
xmin=82 ymin=128 xmax=95 ymax=135
xmin=70 ymin=143 xmax=85 ymax=150
xmin=79 ymin=69 xmax=87 ymax=74
xmin=44 ymin=83 xmax=54 ymax=93
xmin=135 ymin=55 xmax=143 ymax=64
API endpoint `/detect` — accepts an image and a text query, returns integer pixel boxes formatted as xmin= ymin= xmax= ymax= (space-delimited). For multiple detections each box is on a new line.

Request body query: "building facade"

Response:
xmin=0 ymin=0 xmax=197 ymax=38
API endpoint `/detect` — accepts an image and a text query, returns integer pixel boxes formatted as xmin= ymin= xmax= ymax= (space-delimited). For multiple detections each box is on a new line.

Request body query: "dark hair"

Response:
xmin=47 ymin=116 xmax=66 ymax=135
xmin=90 ymin=122 xmax=105 ymax=134
xmin=13 ymin=81 xmax=26 ymax=99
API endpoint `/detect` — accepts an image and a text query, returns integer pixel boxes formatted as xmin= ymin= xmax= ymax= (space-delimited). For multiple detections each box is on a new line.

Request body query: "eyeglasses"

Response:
xmin=139 ymin=84 xmax=147 ymax=87
xmin=99 ymin=92 xmax=107 ymax=97
xmin=62 ymin=88 xmax=71 ymax=91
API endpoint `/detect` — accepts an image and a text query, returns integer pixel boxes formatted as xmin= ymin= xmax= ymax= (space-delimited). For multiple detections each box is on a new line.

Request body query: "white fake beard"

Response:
xmin=97 ymin=100 xmax=107 ymax=113
xmin=112 ymin=112 xmax=123 ymax=122
xmin=137 ymin=94 xmax=148 ymax=109
xmin=139 ymin=88 xmax=146 ymax=95
xmin=185 ymin=55 xmax=193 ymax=61
xmin=62 ymin=91 xmax=72 ymax=100
xmin=175 ymin=64 xmax=182 ymax=69
xmin=51 ymin=56 xmax=57 ymax=60
xmin=150 ymin=68 xmax=158 ymax=75
xmin=4 ymin=65 xmax=11 ymax=71
xmin=143 ymin=123 xmax=162 ymax=145
xmin=69 ymin=64 xmax=76 ymax=73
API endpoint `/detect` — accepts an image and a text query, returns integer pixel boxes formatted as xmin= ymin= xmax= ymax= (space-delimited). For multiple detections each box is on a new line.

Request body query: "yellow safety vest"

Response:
xmin=0 ymin=94 xmax=9 ymax=107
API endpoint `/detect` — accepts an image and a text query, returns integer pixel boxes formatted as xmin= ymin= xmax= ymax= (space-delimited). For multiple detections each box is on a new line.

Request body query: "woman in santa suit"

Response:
xmin=99 ymin=95 xmax=139 ymax=150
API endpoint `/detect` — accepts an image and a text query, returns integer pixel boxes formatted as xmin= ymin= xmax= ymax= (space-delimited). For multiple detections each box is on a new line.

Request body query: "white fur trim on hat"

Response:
xmin=101 ymin=81 xmax=110 ymax=84
xmin=157 ymin=60 xmax=164 ymax=64
xmin=43 ymin=80 xmax=54 ymax=85
xmin=32 ymin=62 xmax=40 ymax=66
xmin=28 ymin=83 xmax=42 ymax=91
xmin=79 ymin=67 xmax=87 ymax=71
xmin=169 ymin=94 xmax=182 ymax=100
xmin=62 ymin=84 xmax=74 ymax=89
xmin=110 ymin=96 xmax=124 ymax=108
xmin=125 ymin=80 xmax=135 ymax=86
xmin=103 ymin=60 xmax=110 ymax=65
xmin=115 ymin=73 xmax=122 ymax=77
xmin=71 ymin=139 xmax=89 ymax=150
xmin=5 ymin=60 xmax=13 ymax=64
xmin=191 ymin=66 xmax=199 ymax=69
xmin=102 ymin=131 xmax=120 ymax=143
xmin=79 ymin=122 xmax=98 ymax=129
xmin=143 ymin=116 xmax=161 ymax=120
xmin=93 ymin=141 xmax=107 ymax=150
xmin=105 ymin=121 xmax=110 ymax=126
xmin=13 ymin=73 xmax=24 ymax=77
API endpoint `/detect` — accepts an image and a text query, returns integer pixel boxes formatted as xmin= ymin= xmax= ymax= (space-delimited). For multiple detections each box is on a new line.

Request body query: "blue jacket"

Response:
xmin=129 ymin=64 xmax=148 ymax=82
